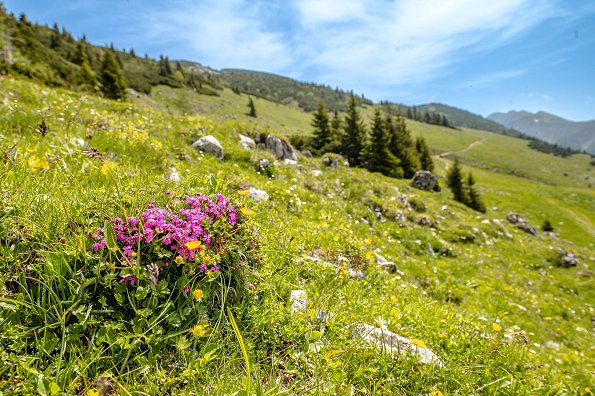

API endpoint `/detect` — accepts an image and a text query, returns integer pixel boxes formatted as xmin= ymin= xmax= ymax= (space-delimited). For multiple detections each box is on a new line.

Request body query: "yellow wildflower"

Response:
xmin=492 ymin=323 xmax=502 ymax=332
xmin=193 ymin=289 xmax=204 ymax=301
xmin=87 ymin=390 xmax=100 ymax=396
xmin=431 ymin=390 xmax=444 ymax=396
xmin=99 ymin=160 xmax=116 ymax=175
xmin=191 ymin=324 xmax=207 ymax=337
xmin=175 ymin=255 xmax=185 ymax=265
xmin=185 ymin=240 xmax=201 ymax=250
xmin=409 ymin=338 xmax=428 ymax=349
xmin=28 ymin=155 xmax=50 ymax=171
xmin=241 ymin=207 xmax=255 ymax=216
xmin=238 ymin=190 xmax=250 ymax=196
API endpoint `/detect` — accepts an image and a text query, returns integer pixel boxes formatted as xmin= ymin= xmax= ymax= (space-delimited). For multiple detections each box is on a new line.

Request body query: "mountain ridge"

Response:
xmin=488 ymin=110 xmax=595 ymax=155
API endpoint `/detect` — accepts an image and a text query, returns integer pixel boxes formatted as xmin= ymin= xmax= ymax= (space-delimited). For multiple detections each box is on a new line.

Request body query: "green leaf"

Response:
xmin=37 ymin=376 xmax=49 ymax=396
xmin=104 ymin=219 xmax=117 ymax=250
xmin=135 ymin=285 xmax=149 ymax=300
xmin=49 ymin=382 xmax=60 ymax=395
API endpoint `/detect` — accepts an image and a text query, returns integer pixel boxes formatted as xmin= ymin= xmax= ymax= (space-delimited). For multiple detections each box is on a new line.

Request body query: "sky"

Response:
xmin=4 ymin=0 xmax=595 ymax=121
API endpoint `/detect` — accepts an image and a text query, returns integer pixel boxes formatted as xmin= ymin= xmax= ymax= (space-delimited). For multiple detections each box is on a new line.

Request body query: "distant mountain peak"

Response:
xmin=487 ymin=110 xmax=595 ymax=155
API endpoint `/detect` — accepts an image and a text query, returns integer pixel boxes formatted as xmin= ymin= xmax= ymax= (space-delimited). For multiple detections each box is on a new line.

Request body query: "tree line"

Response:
xmin=307 ymin=95 xmax=434 ymax=180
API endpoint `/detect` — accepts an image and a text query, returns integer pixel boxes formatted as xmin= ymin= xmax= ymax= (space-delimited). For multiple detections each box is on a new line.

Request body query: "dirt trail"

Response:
xmin=436 ymin=138 xmax=486 ymax=158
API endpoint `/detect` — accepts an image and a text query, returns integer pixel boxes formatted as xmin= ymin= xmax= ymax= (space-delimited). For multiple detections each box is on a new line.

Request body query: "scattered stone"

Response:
xmin=255 ymin=159 xmax=271 ymax=173
xmin=543 ymin=231 xmax=557 ymax=239
xmin=290 ymin=290 xmax=307 ymax=313
xmin=239 ymin=134 xmax=256 ymax=150
xmin=519 ymin=223 xmax=537 ymax=236
xmin=265 ymin=135 xmax=298 ymax=161
xmin=302 ymin=150 xmax=313 ymax=158
xmin=415 ymin=217 xmax=432 ymax=227
xmin=481 ymin=219 xmax=491 ymax=224
xmin=311 ymin=170 xmax=323 ymax=177
xmin=283 ymin=158 xmax=298 ymax=165
xmin=506 ymin=213 xmax=526 ymax=224
xmin=375 ymin=253 xmax=398 ymax=272
xmin=558 ymin=253 xmax=578 ymax=268
xmin=544 ymin=341 xmax=560 ymax=350
xmin=72 ymin=137 xmax=88 ymax=148
xmin=348 ymin=268 xmax=365 ymax=280
xmin=343 ymin=160 xmax=350 ymax=167
xmin=506 ymin=213 xmax=537 ymax=235
xmin=192 ymin=135 xmax=224 ymax=159
xmin=247 ymin=187 xmax=269 ymax=203
xmin=411 ymin=171 xmax=437 ymax=191
xmin=356 ymin=323 xmax=444 ymax=367
xmin=322 ymin=156 xmax=339 ymax=168
xmin=164 ymin=167 xmax=181 ymax=182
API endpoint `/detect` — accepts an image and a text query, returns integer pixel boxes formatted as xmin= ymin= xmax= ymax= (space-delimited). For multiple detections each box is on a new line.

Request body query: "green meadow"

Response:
xmin=1 ymin=77 xmax=594 ymax=395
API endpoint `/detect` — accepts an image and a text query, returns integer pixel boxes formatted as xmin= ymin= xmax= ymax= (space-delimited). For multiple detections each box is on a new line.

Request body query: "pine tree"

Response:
xmin=330 ymin=110 xmax=341 ymax=136
xmin=387 ymin=114 xmax=418 ymax=178
xmin=446 ymin=157 xmax=467 ymax=203
xmin=465 ymin=172 xmax=486 ymax=212
xmin=363 ymin=108 xmax=400 ymax=177
xmin=340 ymin=94 xmax=366 ymax=166
xmin=99 ymin=50 xmax=127 ymax=100
xmin=311 ymin=100 xmax=331 ymax=150
xmin=50 ymin=23 xmax=62 ymax=49
xmin=415 ymin=136 xmax=434 ymax=171
xmin=247 ymin=97 xmax=257 ymax=117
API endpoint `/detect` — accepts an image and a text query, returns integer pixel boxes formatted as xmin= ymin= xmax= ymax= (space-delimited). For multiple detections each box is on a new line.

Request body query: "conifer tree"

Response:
xmin=247 ymin=97 xmax=257 ymax=117
xmin=78 ymin=46 xmax=97 ymax=87
xmin=340 ymin=94 xmax=366 ymax=166
xmin=330 ymin=110 xmax=341 ymax=136
xmin=311 ymin=100 xmax=331 ymax=150
xmin=465 ymin=172 xmax=486 ymax=212
xmin=363 ymin=108 xmax=400 ymax=177
xmin=415 ymin=136 xmax=434 ymax=171
xmin=446 ymin=157 xmax=467 ymax=203
xmin=388 ymin=114 xmax=418 ymax=178
xmin=50 ymin=23 xmax=62 ymax=49
xmin=99 ymin=50 xmax=127 ymax=100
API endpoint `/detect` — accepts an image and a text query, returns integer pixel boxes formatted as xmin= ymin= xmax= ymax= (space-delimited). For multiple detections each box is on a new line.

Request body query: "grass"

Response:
xmin=0 ymin=76 xmax=593 ymax=395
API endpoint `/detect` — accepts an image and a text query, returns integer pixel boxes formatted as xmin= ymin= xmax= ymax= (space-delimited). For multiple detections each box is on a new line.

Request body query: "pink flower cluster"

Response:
xmin=92 ymin=193 xmax=238 ymax=265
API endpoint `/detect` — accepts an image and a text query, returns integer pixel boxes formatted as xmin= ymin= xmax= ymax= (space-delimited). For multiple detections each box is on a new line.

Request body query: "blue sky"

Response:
xmin=5 ymin=0 xmax=595 ymax=121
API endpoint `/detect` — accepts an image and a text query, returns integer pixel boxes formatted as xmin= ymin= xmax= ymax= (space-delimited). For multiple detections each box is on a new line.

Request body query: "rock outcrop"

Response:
xmin=192 ymin=135 xmax=224 ymax=159
xmin=411 ymin=171 xmax=437 ymax=191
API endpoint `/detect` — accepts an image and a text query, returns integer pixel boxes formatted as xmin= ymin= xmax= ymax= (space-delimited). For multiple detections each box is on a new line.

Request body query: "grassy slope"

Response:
xmin=1 ymin=77 xmax=594 ymax=394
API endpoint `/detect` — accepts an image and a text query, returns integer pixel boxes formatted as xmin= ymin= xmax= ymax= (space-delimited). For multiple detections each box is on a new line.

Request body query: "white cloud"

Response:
xmin=139 ymin=0 xmax=582 ymax=102
xmin=143 ymin=0 xmax=292 ymax=72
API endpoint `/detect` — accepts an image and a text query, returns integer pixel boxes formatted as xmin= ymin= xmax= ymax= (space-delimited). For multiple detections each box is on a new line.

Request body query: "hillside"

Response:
xmin=1 ymin=74 xmax=594 ymax=394
xmin=489 ymin=110 xmax=595 ymax=155
xmin=1 ymin=7 xmax=594 ymax=395
xmin=418 ymin=103 xmax=523 ymax=137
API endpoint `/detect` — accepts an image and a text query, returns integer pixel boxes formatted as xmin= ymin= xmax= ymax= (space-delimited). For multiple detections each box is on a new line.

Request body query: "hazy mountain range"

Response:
xmin=488 ymin=111 xmax=595 ymax=155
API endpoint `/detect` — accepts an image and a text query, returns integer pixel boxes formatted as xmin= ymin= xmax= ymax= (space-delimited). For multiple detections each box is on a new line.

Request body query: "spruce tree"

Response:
xmin=446 ymin=157 xmax=467 ymax=203
xmin=415 ymin=136 xmax=434 ymax=171
xmin=247 ymin=97 xmax=257 ymax=117
xmin=388 ymin=114 xmax=418 ymax=178
xmin=465 ymin=172 xmax=486 ymax=212
xmin=340 ymin=94 xmax=366 ymax=166
xmin=311 ymin=100 xmax=331 ymax=150
xmin=99 ymin=50 xmax=127 ymax=100
xmin=363 ymin=108 xmax=400 ymax=177
xmin=330 ymin=110 xmax=341 ymax=136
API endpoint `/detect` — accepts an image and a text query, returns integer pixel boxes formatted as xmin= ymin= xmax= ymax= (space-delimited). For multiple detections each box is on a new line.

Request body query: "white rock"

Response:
xmin=192 ymin=135 xmax=224 ymax=159
xmin=165 ymin=167 xmax=181 ymax=183
xmin=239 ymin=134 xmax=255 ymax=150
xmin=357 ymin=323 xmax=444 ymax=367
xmin=247 ymin=187 xmax=269 ymax=203
xmin=311 ymin=170 xmax=323 ymax=177
xmin=72 ymin=138 xmax=88 ymax=148
xmin=290 ymin=290 xmax=307 ymax=313
xmin=375 ymin=253 xmax=399 ymax=272
xmin=283 ymin=158 xmax=298 ymax=165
